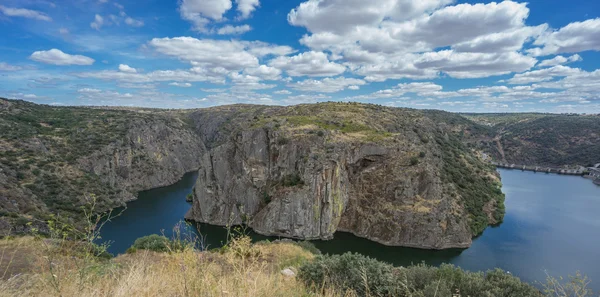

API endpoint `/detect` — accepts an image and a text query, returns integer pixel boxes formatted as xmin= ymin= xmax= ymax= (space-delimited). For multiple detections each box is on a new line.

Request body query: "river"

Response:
xmin=99 ymin=169 xmax=600 ymax=290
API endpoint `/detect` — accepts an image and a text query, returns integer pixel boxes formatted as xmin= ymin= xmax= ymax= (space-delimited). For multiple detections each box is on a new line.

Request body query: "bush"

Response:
xmin=299 ymin=253 xmax=396 ymax=296
xmin=316 ymin=130 xmax=325 ymax=137
xmin=281 ymin=173 xmax=304 ymax=187
xmin=419 ymin=151 xmax=426 ymax=158
xmin=129 ymin=234 xmax=185 ymax=253
xmin=410 ymin=156 xmax=419 ymax=166
xmin=298 ymin=253 xmax=542 ymax=297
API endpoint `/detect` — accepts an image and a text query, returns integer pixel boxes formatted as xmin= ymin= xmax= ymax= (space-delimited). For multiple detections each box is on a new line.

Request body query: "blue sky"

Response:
xmin=1 ymin=0 xmax=599 ymax=113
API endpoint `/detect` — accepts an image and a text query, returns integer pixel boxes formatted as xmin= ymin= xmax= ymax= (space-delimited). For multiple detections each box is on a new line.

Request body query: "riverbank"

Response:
xmin=493 ymin=162 xmax=585 ymax=175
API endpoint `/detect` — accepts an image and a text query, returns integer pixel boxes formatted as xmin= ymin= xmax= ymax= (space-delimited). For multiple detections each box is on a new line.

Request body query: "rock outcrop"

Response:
xmin=185 ymin=103 xmax=503 ymax=249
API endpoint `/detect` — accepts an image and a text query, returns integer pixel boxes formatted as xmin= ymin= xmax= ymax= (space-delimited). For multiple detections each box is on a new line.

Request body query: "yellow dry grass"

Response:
xmin=0 ymin=236 xmax=345 ymax=297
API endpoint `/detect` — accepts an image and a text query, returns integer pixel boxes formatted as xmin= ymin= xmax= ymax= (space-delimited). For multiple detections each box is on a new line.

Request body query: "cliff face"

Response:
xmin=185 ymin=103 xmax=502 ymax=249
xmin=77 ymin=117 xmax=206 ymax=202
xmin=0 ymin=99 xmax=204 ymax=234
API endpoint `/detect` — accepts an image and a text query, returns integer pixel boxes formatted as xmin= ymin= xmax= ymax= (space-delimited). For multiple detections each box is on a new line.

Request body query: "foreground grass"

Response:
xmin=0 ymin=236 xmax=341 ymax=297
xmin=0 ymin=234 xmax=595 ymax=297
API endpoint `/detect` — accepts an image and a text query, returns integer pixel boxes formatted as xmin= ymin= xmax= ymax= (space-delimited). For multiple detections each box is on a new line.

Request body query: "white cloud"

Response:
xmin=90 ymin=14 xmax=104 ymax=30
xmin=269 ymin=51 xmax=346 ymax=77
xmin=0 ymin=5 xmax=52 ymax=21
xmin=530 ymin=18 xmax=600 ymax=56
xmin=169 ymin=82 xmax=193 ymax=87
xmin=229 ymin=72 xmax=276 ymax=90
xmin=348 ymin=85 xmax=360 ymax=90
xmin=274 ymin=90 xmax=292 ymax=95
xmin=217 ymin=24 xmax=252 ymax=35
xmin=59 ymin=28 xmax=69 ymax=35
xmin=125 ymin=17 xmax=144 ymax=27
xmin=179 ymin=0 xmax=232 ymax=32
xmin=538 ymin=54 xmax=582 ymax=68
xmin=414 ymin=50 xmax=537 ymax=78
xmin=243 ymin=65 xmax=281 ymax=80
xmin=119 ymin=64 xmax=137 ymax=73
xmin=244 ymin=41 xmax=296 ymax=56
xmin=75 ymin=68 xmax=227 ymax=84
xmin=506 ymin=65 xmax=581 ymax=84
xmin=0 ymin=62 xmax=21 ymax=71
xmin=236 ymin=0 xmax=259 ymax=19
xmin=78 ymin=88 xmax=102 ymax=93
xmin=30 ymin=49 xmax=95 ymax=66
xmin=150 ymin=37 xmax=259 ymax=71
xmin=288 ymin=0 xmax=452 ymax=35
xmin=289 ymin=1 xmax=542 ymax=82
xmin=289 ymin=77 xmax=365 ymax=92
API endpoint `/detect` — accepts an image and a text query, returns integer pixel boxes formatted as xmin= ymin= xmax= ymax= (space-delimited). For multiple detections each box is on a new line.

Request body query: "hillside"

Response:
xmin=0 ymin=99 xmax=503 ymax=249
xmin=464 ymin=113 xmax=600 ymax=167
xmin=0 ymin=98 xmax=205 ymax=234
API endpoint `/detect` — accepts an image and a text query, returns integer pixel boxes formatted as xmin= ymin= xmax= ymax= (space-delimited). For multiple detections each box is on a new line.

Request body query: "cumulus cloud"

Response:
xmin=529 ymin=18 xmax=600 ymax=56
xmin=538 ymin=54 xmax=582 ymax=68
xmin=288 ymin=0 xmax=542 ymax=82
xmin=150 ymin=37 xmax=259 ymax=71
xmin=273 ymin=90 xmax=292 ymax=95
xmin=119 ymin=64 xmax=137 ymax=73
xmin=0 ymin=5 xmax=52 ymax=21
xmin=179 ymin=0 xmax=232 ymax=32
xmin=414 ymin=50 xmax=537 ymax=78
xmin=506 ymin=65 xmax=581 ymax=84
xmin=269 ymin=51 xmax=346 ymax=77
xmin=289 ymin=77 xmax=365 ymax=92
xmin=217 ymin=24 xmax=252 ymax=35
xmin=30 ymin=49 xmax=95 ymax=66
xmin=243 ymin=65 xmax=281 ymax=80
xmin=236 ymin=0 xmax=259 ymax=19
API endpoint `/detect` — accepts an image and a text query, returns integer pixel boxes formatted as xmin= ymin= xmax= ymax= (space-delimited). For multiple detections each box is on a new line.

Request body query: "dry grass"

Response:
xmin=0 ymin=236 xmax=345 ymax=297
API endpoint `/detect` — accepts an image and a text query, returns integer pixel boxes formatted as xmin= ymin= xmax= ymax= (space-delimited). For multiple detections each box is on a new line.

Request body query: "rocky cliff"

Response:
xmin=0 ymin=99 xmax=204 ymax=234
xmin=185 ymin=103 xmax=504 ymax=249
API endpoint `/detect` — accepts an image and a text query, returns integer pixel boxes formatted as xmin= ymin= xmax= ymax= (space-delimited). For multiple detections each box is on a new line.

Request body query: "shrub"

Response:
xmin=316 ymin=130 xmax=325 ymax=137
xmin=299 ymin=253 xmax=396 ymax=296
xmin=277 ymin=137 xmax=289 ymax=145
xmin=281 ymin=173 xmax=304 ymax=187
xmin=298 ymin=253 xmax=542 ymax=297
xmin=410 ymin=156 xmax=419 ymax=166
xmin=129 ymin=234 xmax=185 ymax=253
xmin=419 ymin=151 xmax=426 ymax=158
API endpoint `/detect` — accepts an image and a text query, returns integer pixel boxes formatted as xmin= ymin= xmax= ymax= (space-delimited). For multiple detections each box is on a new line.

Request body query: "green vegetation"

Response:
xmin=127 ymin=234 xmax=186 ymax=253
xmin=436 ymin=132 xmax=505 ymax=235
xmin=299 ymin=253 xmax=543 ymax=296
xmin=281 ymin=173 xmax=304 ymax=187
xmin=0 ymin=98 xmax=194 ymax=229
xmin=463 ymin=113 xmax=600 ymax=167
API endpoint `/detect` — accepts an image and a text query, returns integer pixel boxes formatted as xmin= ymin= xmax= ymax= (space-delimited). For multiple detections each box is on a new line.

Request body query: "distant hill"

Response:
xmin=464 ymin=113 xmax=600 ymax=167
